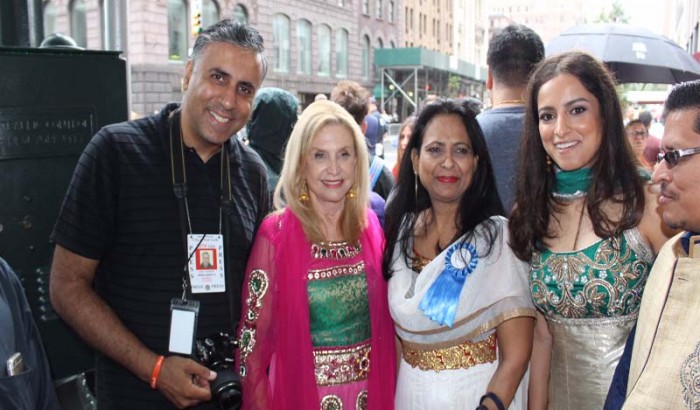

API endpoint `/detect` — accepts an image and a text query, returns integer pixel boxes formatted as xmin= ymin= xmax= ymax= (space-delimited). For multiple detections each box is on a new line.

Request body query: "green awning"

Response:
xmin=374 ymin=47 xmax=487 ymax=82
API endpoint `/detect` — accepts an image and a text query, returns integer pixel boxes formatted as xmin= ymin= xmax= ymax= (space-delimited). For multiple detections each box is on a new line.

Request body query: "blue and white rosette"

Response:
xmin=419 ymin=242 xmax=478 ymax=327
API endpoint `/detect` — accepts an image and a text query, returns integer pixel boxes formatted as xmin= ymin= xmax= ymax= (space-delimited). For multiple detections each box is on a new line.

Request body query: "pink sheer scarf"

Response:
xmin=238 ymin=208 xmax=396 ymax=409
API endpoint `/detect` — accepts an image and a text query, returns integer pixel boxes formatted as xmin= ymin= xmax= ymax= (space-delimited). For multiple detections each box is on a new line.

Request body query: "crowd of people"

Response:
xmin=3 ymin=18 xmax=700 ymax=410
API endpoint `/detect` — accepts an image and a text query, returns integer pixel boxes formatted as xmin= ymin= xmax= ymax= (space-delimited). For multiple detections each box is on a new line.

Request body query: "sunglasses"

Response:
xmin=656 ymin=147 xmax=700 ymax=168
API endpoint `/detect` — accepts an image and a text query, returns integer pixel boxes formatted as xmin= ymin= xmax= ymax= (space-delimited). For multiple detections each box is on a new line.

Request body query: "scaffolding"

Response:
xmin=374 ymin=47 xmax=487 ymax=116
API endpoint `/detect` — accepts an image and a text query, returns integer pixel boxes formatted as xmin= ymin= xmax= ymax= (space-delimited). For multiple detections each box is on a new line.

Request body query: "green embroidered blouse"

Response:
xmin=530 ymin=228 xmax=655 ymax=318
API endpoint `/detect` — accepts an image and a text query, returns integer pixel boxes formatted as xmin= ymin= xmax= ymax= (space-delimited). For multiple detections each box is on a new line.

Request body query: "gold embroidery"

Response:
xmin=312 ymin=241 xmax=362 ymax=259
xmin=307 ymin=261 xmax=365 ymax=281
xmin=402 ymin=333 xmax=497 ymax=372
xmin=313 ymin=343 xmax=371 ymax=386
xmin=238 ymin=269 xmax=269 ymax=378
xmin=531 ymin=234 xmax=652 ymax=319
xmin=412 ymin=248 xmax=431 ymax=273
xmin=356 ymin=390 xmax=367 ymax=410
xmin=321 ymin=394 xmax=343 ymax=410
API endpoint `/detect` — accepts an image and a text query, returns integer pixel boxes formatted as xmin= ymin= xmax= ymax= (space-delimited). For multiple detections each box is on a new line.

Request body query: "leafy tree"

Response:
xmin=447 ymin=75 xmax=462 ymax=98
xmin=594 ymin=0 xmax=629 ymax=23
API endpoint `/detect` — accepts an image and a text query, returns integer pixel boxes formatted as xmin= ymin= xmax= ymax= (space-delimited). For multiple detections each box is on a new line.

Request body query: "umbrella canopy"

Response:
xmin=546 ymin=23 xmax=700 ymax=84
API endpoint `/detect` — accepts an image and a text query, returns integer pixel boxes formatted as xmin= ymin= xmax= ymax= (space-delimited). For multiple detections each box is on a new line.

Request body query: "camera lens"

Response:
xmin=211 ymin=369 xmax=242 ymax=410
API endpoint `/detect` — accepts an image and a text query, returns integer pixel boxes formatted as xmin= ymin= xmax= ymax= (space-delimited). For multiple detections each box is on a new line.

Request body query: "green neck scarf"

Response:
xmin=552 ymin=167 xmax=592 ymax=199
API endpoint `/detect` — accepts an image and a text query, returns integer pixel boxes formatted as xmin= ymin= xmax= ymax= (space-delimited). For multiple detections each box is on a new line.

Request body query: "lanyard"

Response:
xmin=168 ymin=110 xmax=239 ymax=326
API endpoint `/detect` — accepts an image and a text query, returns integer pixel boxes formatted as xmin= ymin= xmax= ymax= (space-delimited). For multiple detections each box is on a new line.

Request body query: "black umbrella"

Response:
xmin=546 ymin=23 xmax=700 ymax=84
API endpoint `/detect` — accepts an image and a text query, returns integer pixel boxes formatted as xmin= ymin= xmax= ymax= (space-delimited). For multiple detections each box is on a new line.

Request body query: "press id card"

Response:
xmin=187 ymin=234 xmax=226 ymax=293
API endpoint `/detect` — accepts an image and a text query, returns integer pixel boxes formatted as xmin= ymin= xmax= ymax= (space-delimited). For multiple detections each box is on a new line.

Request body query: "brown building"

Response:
xmin=42 ymin=0 xmax=401 ymax=115
xmin=402 ymin=0 xmax=452 ymax=54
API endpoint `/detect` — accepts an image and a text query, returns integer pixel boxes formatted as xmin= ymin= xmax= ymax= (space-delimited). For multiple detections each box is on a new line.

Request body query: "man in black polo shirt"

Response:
xmin=49 ymin=20 xmax=269 ymax=409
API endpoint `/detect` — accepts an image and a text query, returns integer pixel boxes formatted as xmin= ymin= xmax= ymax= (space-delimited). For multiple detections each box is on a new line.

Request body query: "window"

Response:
xmin=297 ymin=19 xmax=311 ymax=75
xmin=317 ymin=25 xmax=331 ymax=76
xmin=168 ymin=0 xmax=187 ymax=61
xmin=362 ymin=0 xmax=369 ymax=15
xmin=272 ymin=14 xmax=290 ymax=72
xmin=376 ymin=0 xmax=382 ymax=19
xmin=43 ymin=1 xmax=57 ymax=36
xmin=70 ymin=0 xmax=87 ymax=47
xmin=377 ymin=38 xmax=383 ymax=49
xmin=337 ymin=0 xmax=344 ymax=6
xmin=335 ymin=29 xmax=348 ymax=77
xmin=388 ymin=1 xmax=394 ymax=23
xmin=361 ymin=35 xmax=370 ymax=79
xmin=233 ymin=4 xmax=248 ymax=24
xmin=202 ymin=0 xmax=220 ymax=29
xmin=389 ymin=41 xmax=395 ymax=48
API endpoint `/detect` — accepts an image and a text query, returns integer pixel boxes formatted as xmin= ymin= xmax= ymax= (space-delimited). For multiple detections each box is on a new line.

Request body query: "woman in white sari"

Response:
xmin=384 ymin=99 xmax=535 ymax=410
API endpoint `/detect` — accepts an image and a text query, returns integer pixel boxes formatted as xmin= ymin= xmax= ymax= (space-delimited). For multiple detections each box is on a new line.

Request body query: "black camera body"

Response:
xmin=194 ymin=332 xmax=242 ymax=410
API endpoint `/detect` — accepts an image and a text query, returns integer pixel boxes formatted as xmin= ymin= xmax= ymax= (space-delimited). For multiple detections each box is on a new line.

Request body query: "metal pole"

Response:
xmin=103 ymin=0 xmax=132 ymax=115
xmin=381 ymin=67 xmax=385 ymax=111
xmin=27 ymin=0 xmax=42 ymax=46
xmin=413 ymin=67 xmax=418 ymax=111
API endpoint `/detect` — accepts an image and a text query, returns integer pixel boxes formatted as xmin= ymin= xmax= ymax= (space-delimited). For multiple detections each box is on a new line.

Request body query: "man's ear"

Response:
xmin=486 ymin=68 xmax=493 ymax=90
xmin=182 ymin=60 xmax=194 ymax=92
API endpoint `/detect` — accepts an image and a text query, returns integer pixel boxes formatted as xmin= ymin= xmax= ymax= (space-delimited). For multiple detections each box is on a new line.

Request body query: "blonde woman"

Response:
xmin=237 ymin=100 xmax=395 ymax=409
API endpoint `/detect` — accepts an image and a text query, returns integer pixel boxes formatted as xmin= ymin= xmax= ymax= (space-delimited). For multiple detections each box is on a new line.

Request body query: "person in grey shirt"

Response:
xmin=477 ymin=24 xmax=544 ymax=214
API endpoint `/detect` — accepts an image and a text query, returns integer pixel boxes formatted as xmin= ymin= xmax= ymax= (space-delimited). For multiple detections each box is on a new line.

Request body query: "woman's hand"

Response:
xmin=528 ymin=312 xmax=552 ymax=410
xmin=484 ymin=316 xmax=535 ymax=409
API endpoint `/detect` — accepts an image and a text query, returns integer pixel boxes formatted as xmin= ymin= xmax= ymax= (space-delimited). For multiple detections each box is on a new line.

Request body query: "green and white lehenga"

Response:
xmin=530 ymin=228 xmax=655 ymax=409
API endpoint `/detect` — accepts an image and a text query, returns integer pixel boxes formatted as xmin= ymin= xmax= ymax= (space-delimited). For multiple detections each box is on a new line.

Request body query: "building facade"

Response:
xmin=402 ymin=0 xmax=452 ymax=54
xmin=486 ymin=0 xmax=607 ymax=43
xmin=44 ymin=0 xmax=401 ymax=115
xmin=670 ymin=0 xmax=699 ymax=56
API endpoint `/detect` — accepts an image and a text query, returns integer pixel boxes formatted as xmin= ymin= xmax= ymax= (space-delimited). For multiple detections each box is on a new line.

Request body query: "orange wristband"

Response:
xmin=150 ymin=355 xmax=165 ymax=389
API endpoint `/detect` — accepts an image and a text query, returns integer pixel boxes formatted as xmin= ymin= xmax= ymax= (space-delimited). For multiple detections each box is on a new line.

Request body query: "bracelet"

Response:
xmin=150 ymin=355 xmax=165 ymax=389
xmin=479 ymin=392 xmax=506 ymax=410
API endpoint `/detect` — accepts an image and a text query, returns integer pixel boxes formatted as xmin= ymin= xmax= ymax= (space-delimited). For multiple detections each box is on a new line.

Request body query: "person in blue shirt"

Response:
xmin=0 ymin=257 xmax=61 ymax=410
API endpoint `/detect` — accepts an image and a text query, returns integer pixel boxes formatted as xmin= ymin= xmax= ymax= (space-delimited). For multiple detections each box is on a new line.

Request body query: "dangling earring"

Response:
xmin=346 ymin=187 xmax=357 ymax=199
xmin=299 ymin=180 xmax=310 ymax=203
xmin=546 ymin=155 xmax=552 ymax=173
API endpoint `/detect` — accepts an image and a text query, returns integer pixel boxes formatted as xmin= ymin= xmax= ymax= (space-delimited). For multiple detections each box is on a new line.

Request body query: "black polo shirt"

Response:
xmin=51 ymin=103 xmax=269 ymax=409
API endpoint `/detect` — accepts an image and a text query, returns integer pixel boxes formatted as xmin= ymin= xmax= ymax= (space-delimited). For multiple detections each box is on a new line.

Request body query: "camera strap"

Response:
xmin=168 ymin=110 xmax=238 ymax=329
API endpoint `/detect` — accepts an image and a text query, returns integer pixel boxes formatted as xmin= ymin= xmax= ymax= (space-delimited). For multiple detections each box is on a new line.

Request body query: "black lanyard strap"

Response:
xmin=168 ymin=109 xmax=238 ymax=327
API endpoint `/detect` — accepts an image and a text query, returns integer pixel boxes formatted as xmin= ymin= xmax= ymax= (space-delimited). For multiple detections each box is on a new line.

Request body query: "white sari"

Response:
xmin=388 ymin=216 xmax=535 ymax=409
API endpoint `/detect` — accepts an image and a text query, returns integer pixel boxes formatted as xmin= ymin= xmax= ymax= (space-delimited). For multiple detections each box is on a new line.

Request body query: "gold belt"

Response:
xmin=313 ymin=342 xmax=371 ymax=386
xmin=402 ymin=333 xmax=497 ymax=372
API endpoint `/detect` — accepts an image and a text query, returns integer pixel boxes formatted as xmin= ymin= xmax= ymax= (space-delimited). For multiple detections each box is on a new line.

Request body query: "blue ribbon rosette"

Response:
xmin=418 ymin=242 xmax=478 ymax=327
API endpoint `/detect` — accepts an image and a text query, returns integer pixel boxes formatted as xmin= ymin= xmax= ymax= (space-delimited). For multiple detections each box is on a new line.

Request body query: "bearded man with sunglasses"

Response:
xmin=605 ymin=79 xmax=700 ymax=409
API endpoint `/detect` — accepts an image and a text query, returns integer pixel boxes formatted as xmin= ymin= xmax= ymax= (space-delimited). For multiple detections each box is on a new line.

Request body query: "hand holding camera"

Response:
xmin=155 ymin=355 xmax=216 ymax=409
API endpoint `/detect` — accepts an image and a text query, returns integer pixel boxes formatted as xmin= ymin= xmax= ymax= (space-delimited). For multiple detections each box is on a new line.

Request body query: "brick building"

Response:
xmin=43 ymin=0 xmax=401 ymax=115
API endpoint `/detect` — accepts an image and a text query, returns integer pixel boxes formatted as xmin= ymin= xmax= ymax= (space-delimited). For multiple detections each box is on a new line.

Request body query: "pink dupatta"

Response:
xmin=237 ymin=208 xmax=396 ymax=409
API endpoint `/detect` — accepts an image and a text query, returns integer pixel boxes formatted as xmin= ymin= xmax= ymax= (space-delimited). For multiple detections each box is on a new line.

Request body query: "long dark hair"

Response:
xmin=509 ymin=51 xmax=645 ymax=261
xmin=383 ymin=99 xmax=505 ymax=279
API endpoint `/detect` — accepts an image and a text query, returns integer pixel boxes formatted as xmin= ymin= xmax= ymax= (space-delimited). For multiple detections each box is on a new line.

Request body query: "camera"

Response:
xmin=194 ymin=332 xmax=242 ymax=410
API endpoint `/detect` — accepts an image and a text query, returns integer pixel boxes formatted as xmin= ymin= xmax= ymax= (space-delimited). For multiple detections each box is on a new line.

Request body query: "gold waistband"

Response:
xmin=402 ymin=333 xmax=497 ymax=372
xmin=313 ymin=342 xmax=371 ymax=386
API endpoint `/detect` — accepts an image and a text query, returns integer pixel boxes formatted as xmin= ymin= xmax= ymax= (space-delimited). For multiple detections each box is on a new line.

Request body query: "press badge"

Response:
xmin=168 ymin=298 xmax=200 ymax=355
xmin=187 ymin=234 xmax=226 ymax=293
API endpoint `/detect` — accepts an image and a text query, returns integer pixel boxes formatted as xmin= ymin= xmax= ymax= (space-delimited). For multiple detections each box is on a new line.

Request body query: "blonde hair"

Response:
xmin=274 ymin=100 xmax=369 ymax=243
